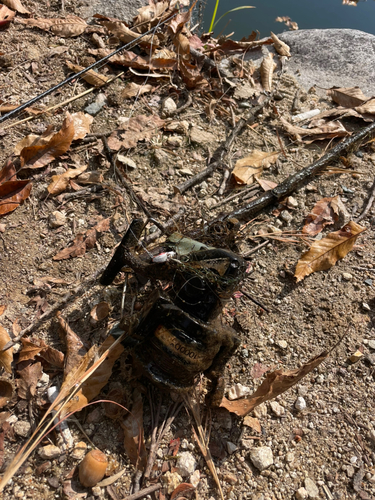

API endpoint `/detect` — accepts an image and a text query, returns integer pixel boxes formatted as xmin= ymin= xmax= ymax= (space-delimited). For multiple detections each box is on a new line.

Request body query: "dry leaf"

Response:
xmin=53 ymin=233 xmax=86 ymax=260
xmin=108 ymin=114 xmax=164 ymax=150
xmin=251 ymin=362 xmax=271 ymax=379
xmin=270 ymin=32 xmax=290 ymax=57
xmin=121 ymin=391 xmax=147 ymax=470
xmin=14 ymin=126 xmax=55 ymax=155
xmin=100 ymin=21 xmax=159 ymax=47
xmin=62 ymin=336 xmax=124 ymax=416
xmin=0 ymin=306 xmax=6 ymax=316
xmin=0 ymin=381 xmax=13 ymax=409
xmin=17 ymin=362 xmax=43 ymax=399
xmin=71 ymin=112 xmax=94 ymax=140
xmin=48 ymin=164 xmax=87 ymax=195
xmin=302 ymin=195 xmax=345 ymax=236
xmin=232 ymin=150 xmax=279 ymax=185
xmin=355 ymin=97 xmax=375 ymax=115
xmin=18 ymin=338 xmax=64 ymax=368
xmin=327 ymin=86 xmax=367 ymax=108
xmin=170 ymin=484 xmax=195 ymax=500
xmin=20 ymin=113 xmax=75 ymax=169
xmin=121 ymin=82 xmax=154 ymax=99
xmin=66 ymin=61 xmax=109 ymax=87
xmin=280 ymin=116 xmax=350 ymax=142
xmin=20 ymin=15 xmax=87 ymax=37
xmin=90 ymin=302 xmax=110 ymax=322
xmin=0 ymin=179 xmax=32 ymax=216
xmin=0 ymin=326 xmax=13 ymax=374
xmin=275 ymin=16 xmax=298 ymax=30
xmin=0 ymin=5 xmax=15 ymax=27
xmin=220 ymin=351 xmax=327 ymax=416
xmin=295 ymin=221 xmax=366 ymax=281
xmin=260 ymin=52 xmax=276 ymax=92
xmin=0 ymin=224 xmax=5 ymax=233
xmin=76 ymin=171 xmax=103 ymax=184
xmin=243 ymin=416 xmax=261 ymax=433
xmin=255 ymin=177 xmax=278 ymax=191
xmin=19 ymin=338 xmax=45 ymax=363
xmin=89 ymin=48 xmax=176 ymax=72
xmin=2 ymin=0 xmax=30 ymax=14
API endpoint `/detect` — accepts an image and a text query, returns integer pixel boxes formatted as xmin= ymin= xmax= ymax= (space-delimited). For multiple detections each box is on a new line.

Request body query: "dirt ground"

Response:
xmin=0 ymin=1 xmax=375 ymax=500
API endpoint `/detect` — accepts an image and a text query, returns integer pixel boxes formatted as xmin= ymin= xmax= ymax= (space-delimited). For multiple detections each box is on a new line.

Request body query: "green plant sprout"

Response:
xmin=209 ymin=2 xmax=255 ymax=32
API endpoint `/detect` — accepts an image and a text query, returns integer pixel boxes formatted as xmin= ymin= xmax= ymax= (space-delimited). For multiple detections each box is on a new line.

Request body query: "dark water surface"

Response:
xmin=201 ymin=0 xmax=375 ymax=39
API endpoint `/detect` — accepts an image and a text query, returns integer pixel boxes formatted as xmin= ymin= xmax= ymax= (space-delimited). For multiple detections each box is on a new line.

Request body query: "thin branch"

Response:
xmin=122 ymin=483 xmax=162 ymax=500
xmin=355 ymin=177 xmax=375 ymax=222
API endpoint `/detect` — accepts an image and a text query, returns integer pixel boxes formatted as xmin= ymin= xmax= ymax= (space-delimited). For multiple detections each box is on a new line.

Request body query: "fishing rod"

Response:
xmin=0 ymin=11 xmax=178 ymax=125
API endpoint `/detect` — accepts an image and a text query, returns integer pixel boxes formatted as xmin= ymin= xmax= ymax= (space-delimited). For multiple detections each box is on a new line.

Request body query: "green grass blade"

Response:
xmin=209 ymin=0 xmax=221 ymax=32
xmin=212 ymin=6 xmax=255 ymax=30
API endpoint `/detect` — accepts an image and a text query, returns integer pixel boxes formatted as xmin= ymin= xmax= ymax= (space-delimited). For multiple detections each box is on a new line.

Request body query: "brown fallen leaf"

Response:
xmin=14 ymin=126 xmax=55 ymax=155
xmin=355 ymin=97 xmax=375 ymax=115
xmin=2 ymin=0 xmax=29 ymax=14
xmin=0 ymin=5 xmax=15 ymax=27
xmin=100 ymin=20 xmax=159 ymax=47
xmin=17 ymin=362 xmax=43 ymax=399
xmin=121 ymin=82 xmax=154 ymax=99
xmin=179 ymin=59 xmax=208 ymax=89
xmin=65 ymin=61 xmax=109 ymax=87
xmin=121 ymin=390 xmax=147 ymax=470
xmin=327 ymin=86 xmax=368 ymax=108
xmin=280 ymin=116 xmax=350 ymax=142
xmin=89 ymin=48 xmax=177 ymax=72
xmin=71 ymin=112 xmax=94 ymax=140
xmin=0 ymin=179 xmax=32 ymax=216
xmin=18 ymin=338 xmax=64 ymax=368
xmin=19 ymin=15 xmax=87 ymax=37
xmin=255 ymin=176 xmax=278 ymax=191
xmin=0 ymin=382 xmax=13 ymax=410
xmin=108 ymin=114 xmax=164 ymax=150
xmin=232 ymin=150 xmax=279 ymax=185
xmin=220 ymin=351 xmax=327 ymax=416
xmin=260 ymin=52 xmax=277 ymax=92
xmin=53 ymin=233 xmax=86 ymax=260
xmin=243 ymin=415 xmax=261 ymax=433
xmin=48 ymin=164 xmax=87 ymax=195
xmin=270 ymin=31 xmax=290 ymax=57
xmin=20 ymin=113 xmax=75 ymax=170
xmin=170 ymin=483 xmax=195 ymax=500
xmin=275 ymin=16 xmax=298 ymax=30
xmin=295 ymin=221 xmax=366 ymax=282
xmin=133 ymin=0 xmax=170 ymax=27
xmin=90 ymin=302 xmax=110 ymax=322
xmin=76 ymin=171 xmax=103 ymax=184
xmin=302 ymin=195 xmax=345 ymax=236
xmin=0 ymin=325 xmax=13 ymax=373
xmin=62 ymin=336 xmax=124 ymax=416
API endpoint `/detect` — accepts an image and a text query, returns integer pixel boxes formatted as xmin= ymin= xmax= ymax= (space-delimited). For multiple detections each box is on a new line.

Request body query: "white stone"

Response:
xmin=276 ymin=340 xmax=288 ymax=349
xmin=167 ymin=135 xmax=184 ymax=147
xmin=14 ymin=420 xmax=31 ymax=437
xmin=368 ymin=340 xmax=375 ymax=349
xmin=304 ymin=477 xmax=319 ymax=498
xmin=71 ymin=441 xmax=87 ymax=460
xmin=342 ymin=272 xmax=353 ymax=281
xmin=253 ymin=403 xmax=267 ymax=418
xmin=38 ymin=444 xmax=61 ymax=460
xmin=249 ymin=446 xmax=274 ymax=471
xmin=270 ymin=401 xmax=285 ymax=417
xmin=49 ymin=211 xmax=66 ymax=228
xmin=177 ymin=451 xmax=197 ymax=477
xmin=285 ymin=452 xmax=295 ymax=463
xmin=287 ymin=196 xmax=298 ymax=209
xmin=161 ymin=471 xmax=183 ymax=494
xmin=295 ymin=487 xmax=309 ymax=500
xmin=226 ymin=441 xmax=238 ymax=454
xmin=116 ymin=155 xmax=137 ymax=170
xmin=362 ymin=302 xmax=371 ymax=311
xmin=280 ymin=210 xmax=293 ymax=223
xmin=228 ymin=383 xmax=251 ymax=400
xmin=162 ymin=97 xmax=177 ymax=115
xmin=37 ymin=372 xmax=50 ymax=388
xmin=190 ymin=126 xmax=217 ymax=146
xmin=295 ymin=396 xmax=307 ymax=411
xmin=190 ymin=469 xmax=200 ymax=488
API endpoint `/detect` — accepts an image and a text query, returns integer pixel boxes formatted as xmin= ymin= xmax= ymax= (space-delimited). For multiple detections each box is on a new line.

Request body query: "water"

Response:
xmin=201 ymin=0 xmax=375 ymax=40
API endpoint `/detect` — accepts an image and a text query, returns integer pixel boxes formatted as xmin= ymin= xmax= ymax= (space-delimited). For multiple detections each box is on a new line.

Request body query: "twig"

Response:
xmin=1 ymin=265 xmax=107 ymax=351
xmin=190 ymin=47 xmax=232 ymax=79
xmin=122 ymin=483 xmax=162 ymax=500
xmin=355 ymin=177 xmax=375 ymax=222
xmin=211 ymin=185 xmax=259 ymax=210
xmin=174 ymin=101 xmax=268 ymax=194
xmin=166 ymin=92 xmax=193 ymax=117
xmin=242 ymin=239 xmax=269 ymax=257
xmin=218 ymin=167 xmax=230 ymax=196
xmin=224 ymin=119 xmax=375 ymax=221
xmin=142 ymin=207 xmax=186 ymax=245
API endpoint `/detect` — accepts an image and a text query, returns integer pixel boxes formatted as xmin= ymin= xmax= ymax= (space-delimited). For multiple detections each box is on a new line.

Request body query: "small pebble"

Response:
xmin=249 ymin=446 xmax=273 ymax=471
xmin=368 ymin=340 xmax=375 ymax=350
xmin=71 ymin=441 xmax=88 ymax=461
xmin=38 ymin=445 xmax=62 ymax=460
xmin=286 ymin=196 xmax=298 ymax=209
xmin=350 ymin=456 xmax=358 ymax=464
xmin=92 ymin=486 xmax=101 ymax=497
xmin=295 ymin=397 xmax=307 ymax=411
xmin=276 ymin=340 xmax=288 ymax=349
xmin=342 ymin=272 xmax=352 ymax=281
xmin=226 ymin=441 xmax=238 ymax=454
xmin=161 ymin=471 xmax=183 ymax=494
xmin=295 ymin=487 xmax=309 ymax=500
xmin=362 ymin=302 xmax=371 ymax=311
xmin=364 ymin=278 xmax=373 ymax=286
xmin=47 ymin=477 xmax=60 ymax=489
xmin=270 ymin=401 xmax=285 ymax=417
xmin=176 ymin=451 xmax=196 ymax=477
xmin=162 ymin=97 xmax=177 ymax=115
xmin=224 ymin=472 xmax=238 ymax=484
xmin=49 ymin=211 xmax=66 ymax=228
xmin=349 ymin=350 xmax=364 ymax=364
xmin=228 ymin=383 xmax=250 ymax=400
xmin=190 ymin=469 xmax=200 ymax=487
xmin=304 ymin=477 xmax=319 ymax=498
xmin=280 ymin=210 xmax=293 ymax=223
xmin=13 ymin=420 xmax=31 ymax=438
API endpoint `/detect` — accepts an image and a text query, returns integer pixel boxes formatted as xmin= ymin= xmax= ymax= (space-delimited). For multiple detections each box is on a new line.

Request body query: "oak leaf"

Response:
xmin=220 ymin=351 xmax=327 ymax=416
xmin=20 ymin=113 xmax=75 ymax=169
xmin=0 ymin=179 xmax=32 ymax=216
xmin=121 ymin=82 xmax=154 ymax=99
xmin=47 ymin=164 xmax=87 ymax=195
xmin=108 ymin=114 xmax=164 ymax=150
xmin=280 ymin=116 xmax=350 ymax=142
xmin=295 ymin=221 xmax=366 ymax=281
xmin=0 ymin=325 xmax=13 ymax=373
xmin=327 ymin=86 xmax=367 ymax=108
xmin=66 ymin=61 xmax=109 ymax=87
xmin=302 ymin=195 xmax=345 ymax=236
xmin=121 ymin=391 xmax=147 ymax=470
xmin=17 ymin=362 xmax=43 ymax=399
xmin=100 ymin=20 xmax=159 ymax=47
xmin=20 ymin=15 xmax=87 ymax=37
xmin=2 ymin=0 xmax=29 ymax=14
xmin=53 ymin=233 xmax=86 ymax=260
xmin=232 ymin=150 xmax=279 ymax=185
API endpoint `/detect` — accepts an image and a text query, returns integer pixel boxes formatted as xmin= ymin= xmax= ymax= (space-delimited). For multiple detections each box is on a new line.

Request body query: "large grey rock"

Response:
xmin=79 ymin=0 xmax=148 ymax=22
xmin=279 ymin=29 xmax=375 ymax=95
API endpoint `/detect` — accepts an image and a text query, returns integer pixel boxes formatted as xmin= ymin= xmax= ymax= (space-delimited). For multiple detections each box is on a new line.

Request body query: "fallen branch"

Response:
xmin=355 ymin=176 xmax=375 ymax=222
xmin=122 ymin=483 xmax=162 ymax=500
xmin=224 ymin=120 xmax=375 ymax=221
